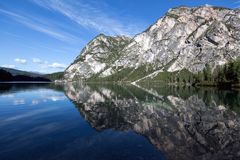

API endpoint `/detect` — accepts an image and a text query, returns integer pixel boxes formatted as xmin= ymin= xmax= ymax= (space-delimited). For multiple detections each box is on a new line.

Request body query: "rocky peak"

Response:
xmin=113 ymin=6 xmax=240 ymax=72
xmin=64 ymin=34 xmax=131 ymax=81
xmin=64 ymin=6 xmax=240 ymax=82
xmin=168 ymin=6 xmax=231 ymax=19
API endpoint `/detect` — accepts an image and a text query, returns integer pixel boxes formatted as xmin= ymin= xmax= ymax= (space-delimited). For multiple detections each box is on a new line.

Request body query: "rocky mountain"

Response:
xmin=64 ymin=34 xmax=131 ymax=80
xmin=64 ymin=6 xmax=240 ymax=83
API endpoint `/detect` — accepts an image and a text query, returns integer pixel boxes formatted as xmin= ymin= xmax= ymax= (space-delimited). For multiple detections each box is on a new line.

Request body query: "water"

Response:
xmin=0 ymin=83 xmax=240 ymax=160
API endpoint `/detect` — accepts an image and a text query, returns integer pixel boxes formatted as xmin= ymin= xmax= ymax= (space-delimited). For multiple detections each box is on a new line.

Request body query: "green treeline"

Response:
xmin=45 ymin=72 xmax=64 ymax=81
xmin=195 ymin=59 xmax=240 ymax=87
xmin=140 ymin=59 xmax=240 ymax=88
xmin=74 ymin=59 xmax=240 ymax=88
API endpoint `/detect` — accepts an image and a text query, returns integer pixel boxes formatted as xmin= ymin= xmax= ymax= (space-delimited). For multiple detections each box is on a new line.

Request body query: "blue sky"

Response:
xmin=0 ymin=0 xmax=238 ymax=73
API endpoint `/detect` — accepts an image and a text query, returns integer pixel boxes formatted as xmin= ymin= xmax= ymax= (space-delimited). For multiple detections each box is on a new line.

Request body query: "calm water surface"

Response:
xmin=0 ymin=83 xmax=240 ymax=160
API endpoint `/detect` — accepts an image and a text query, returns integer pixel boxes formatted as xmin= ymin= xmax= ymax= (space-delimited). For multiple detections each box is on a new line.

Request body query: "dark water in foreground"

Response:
xmin=0 ymin=83 xmax=240 ymax=160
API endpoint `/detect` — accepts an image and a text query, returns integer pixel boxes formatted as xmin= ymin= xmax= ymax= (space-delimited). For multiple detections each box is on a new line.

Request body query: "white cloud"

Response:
xmin=204 ymin=4 xmax=212 ymax=7
xmin=32 ymin=58 xmax=67 ymax=70
xmin=1 ymin=94 xmax=15 ymax=98
xmin=14 ymin=58 xmax=27 ymax=64
xmin=41 ymin=93 xmax=66 ymax=101
xmin=31 ymin=0 xmax=145 ymax=36
xmin=13 ymin=99 xmax=25 ymax=105
xmin=1 ymin=64 xmax=16 ymax=68
xmin=32 ymin=100 xmax=40 ymax=105
xmin=32 ymin=58 xmax=42 ymax=63
xmin=48 ymin=62 xmax=67 ymax=69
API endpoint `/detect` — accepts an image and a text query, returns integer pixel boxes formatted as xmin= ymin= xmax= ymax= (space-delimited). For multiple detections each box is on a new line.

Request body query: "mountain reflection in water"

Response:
xmin=0 ymin=83 xmax=240 ymax=160
xmin=64 ymin=82 xmax=240 ymax=160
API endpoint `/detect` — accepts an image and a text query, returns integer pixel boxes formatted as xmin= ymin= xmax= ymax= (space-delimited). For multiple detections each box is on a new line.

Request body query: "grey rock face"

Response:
xmin=64 ymin=34 xmax=131 ymax=81
xmin=64 ymin=6 xmax=240 ymax=81
xmin=64 ymin=83 xmax=240 ymax=160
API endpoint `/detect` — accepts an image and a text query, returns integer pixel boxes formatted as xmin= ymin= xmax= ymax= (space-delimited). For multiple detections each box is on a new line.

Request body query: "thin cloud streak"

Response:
xmin=31 ymin=0 xmax=144 ymax=36
xmin=233 ymin=1 xmax=240 ymax=9
xmin=233 ymin=1 xmax=240 ymax=4
xmin=0 ymin=8 xmax=81 ymax=43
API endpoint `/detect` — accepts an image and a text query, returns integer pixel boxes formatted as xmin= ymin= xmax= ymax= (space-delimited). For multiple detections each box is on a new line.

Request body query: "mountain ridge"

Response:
xmin=64 ymin=6 xmax=240 ymax=84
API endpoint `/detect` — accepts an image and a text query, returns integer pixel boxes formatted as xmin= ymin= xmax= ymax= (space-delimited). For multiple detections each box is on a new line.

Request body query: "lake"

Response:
xmin=0 ymin=83 xmax=240 ymax=160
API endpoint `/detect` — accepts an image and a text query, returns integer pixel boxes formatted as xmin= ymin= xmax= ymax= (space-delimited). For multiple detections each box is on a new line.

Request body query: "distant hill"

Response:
xmin=0 ymin=67 xmax=43 ymax=77
xmin=0 ymin=67 xmax=51 ymax=82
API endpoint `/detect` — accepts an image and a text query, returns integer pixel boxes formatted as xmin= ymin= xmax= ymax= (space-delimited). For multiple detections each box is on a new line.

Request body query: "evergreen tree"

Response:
xmin=203 ymin=64 xmax=211 ymax=81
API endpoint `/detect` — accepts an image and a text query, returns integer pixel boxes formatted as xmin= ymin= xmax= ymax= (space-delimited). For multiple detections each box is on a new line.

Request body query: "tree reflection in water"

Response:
xmin=64 ymin=82 xmax=240 ymax=160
